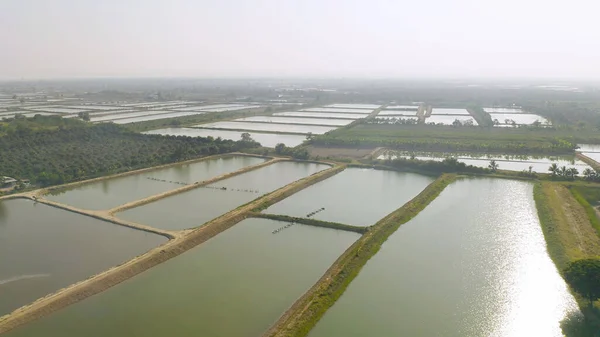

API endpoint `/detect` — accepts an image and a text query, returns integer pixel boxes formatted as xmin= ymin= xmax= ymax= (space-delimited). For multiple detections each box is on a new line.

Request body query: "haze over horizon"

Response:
xmin=1 ymin=0 xmax=599 ymax=80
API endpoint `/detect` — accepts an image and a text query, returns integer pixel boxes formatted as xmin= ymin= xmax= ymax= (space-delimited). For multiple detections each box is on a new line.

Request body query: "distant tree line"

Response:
xmin=0 ymin=121 xmax=259 ymax=187
xmin=378 ymin=156 xmax=488 ymax=174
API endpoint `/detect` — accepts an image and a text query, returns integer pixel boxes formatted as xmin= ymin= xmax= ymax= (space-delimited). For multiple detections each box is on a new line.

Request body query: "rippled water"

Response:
xmin=308 ymin=178 xmax=579 ymax=337
xmin=5 ymin=219 xmax=358 ymax=337
xmin=117 ymin=161 xmax=328 ymax=230
xmin=0 ymin=199 xmax=165 ymax=316
xmin=46 ymin=156 xmax=265 ymax=210
xmin=266 ymin=168 xmax=433 ymax=227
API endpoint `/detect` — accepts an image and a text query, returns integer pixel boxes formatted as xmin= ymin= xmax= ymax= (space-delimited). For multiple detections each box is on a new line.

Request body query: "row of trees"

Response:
xmin=0 ymin=120 xmax=260 ymax=187
xmin=548 ymin=163 xmax=580 ymax=180
xmin=380 ymin=156 xmax=488 ymax=174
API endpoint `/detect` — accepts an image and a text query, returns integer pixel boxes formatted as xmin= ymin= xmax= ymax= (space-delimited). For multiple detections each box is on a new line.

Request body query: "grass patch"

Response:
xmin=267 ymin=174 xmax=456 ymax=337
xmin=570 ymin=186 xmax=600 ymax=238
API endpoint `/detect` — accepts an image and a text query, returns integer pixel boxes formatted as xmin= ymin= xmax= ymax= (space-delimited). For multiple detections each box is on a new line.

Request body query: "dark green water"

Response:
xmin=6 ymin=218 xmax=358 ymax=337
xmin=45 ymin=156 xmax=266 ymax=210
xmin=0 ymin=199 xmax=166 ymax=316
xmin=265 ymin=168 xmax=434 ymax=226
xmin=117 ymin=161 xmax=328 ymax=230
xmin=307 ymin=178 xmax=579 ymax=337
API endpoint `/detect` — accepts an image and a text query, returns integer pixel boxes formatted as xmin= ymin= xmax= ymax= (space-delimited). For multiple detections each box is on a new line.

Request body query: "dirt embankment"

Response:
xmin=306 ymin=146 xmax=378 ymax=160
xmin=0 ymin=163 xmax=344 ymax=335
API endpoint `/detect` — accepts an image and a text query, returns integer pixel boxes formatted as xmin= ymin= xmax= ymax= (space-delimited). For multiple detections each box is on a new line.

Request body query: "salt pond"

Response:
xmin=426 ymin=115 xmax=478 ymax=125
xmin=273 ymin=111 xmax=363 ymax=119
xmin=490 ymin=113 xmax=549 ymax=125
xmin=234 ymin=116 xmax=352 ymax=126
xmin=301 ymin=108 xmax=372 ymax=114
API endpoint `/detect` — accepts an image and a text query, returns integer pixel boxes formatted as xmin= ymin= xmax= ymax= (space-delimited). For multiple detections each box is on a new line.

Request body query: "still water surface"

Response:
xmin=266 ymin=168 xmax=433 ymax=227
xmin=46 ymin=156 xmax=265 ymax=210
xmin=6 ymin=219 xmax=358 ymax=337
xmin=308 ymin=178 xmax=578 ymax=337
xmin=117 ymin=161 xmax=328 ymax=230
xmin=0 ymin=199 xmax=165 ymax=316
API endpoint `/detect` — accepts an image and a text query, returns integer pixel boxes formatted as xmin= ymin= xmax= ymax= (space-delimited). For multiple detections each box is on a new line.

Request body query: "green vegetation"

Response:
xmin=310 ymin=123 xmax=596 ymax=154
xmin=0 ymin=115 xmax=84 ymax=136
xmin=0 ymin=117 xmax=259 ymax=187
xmin=569 ymin=186 xmax=600 ymax=237
xmin=275 ymin=143 xmax=309 ymax=160
xmin=249 ymin=212 xmax=368 ymax=234
xmin=268 ymin=174 xmax=456 ymax=337
xmin=467 ymin=106 xmax=493 ymax=127
xmin=564 ymin=259 xmax=600 ymax=306
xmin=374 ymin=156 xmax=489 ymax=175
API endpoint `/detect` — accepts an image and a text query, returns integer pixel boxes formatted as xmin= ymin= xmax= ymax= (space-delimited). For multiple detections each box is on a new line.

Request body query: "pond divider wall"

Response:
xmin=249 ymin=213 xmax=368 ymax=234
xmin=576 ymin=152 xmax=600 ymax=170
xmin=262 ymin=173 xmax=457 ymax=337
xmin=0 ymin=162 xmax=344 ymax=335
xmin=107 ymin=157 xmax=285 ymax=214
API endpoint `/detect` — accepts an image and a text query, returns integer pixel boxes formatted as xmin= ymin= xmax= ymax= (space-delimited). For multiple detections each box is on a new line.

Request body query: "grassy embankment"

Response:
xmin=311 ymin=123 xmax=600 ymax=154
xmin=534 ymin=182 xmax=600 ymax=328
xmin=264 ymin=173 xmax=456 ymax=337
xmin=249 ymin=213 xmax=368 ymax=234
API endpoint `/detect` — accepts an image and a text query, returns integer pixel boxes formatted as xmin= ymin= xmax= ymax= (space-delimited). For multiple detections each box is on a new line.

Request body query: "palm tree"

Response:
xmin=583 ymin=168 xmax=595 ymax=181
xmin=560 ymin=166 xmax=568 ymax=177
xmin=568 ymin=168 xmax=579 ymax=179
xmin=488 ymin=160 xmax=499 ymax=172
xmin=549 ymin=163 xmax=559 ymax=176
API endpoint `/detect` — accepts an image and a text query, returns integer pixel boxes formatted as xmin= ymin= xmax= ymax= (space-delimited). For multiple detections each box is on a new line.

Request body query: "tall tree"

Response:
xmin=564 ymin=259 xmax=600 ymax=306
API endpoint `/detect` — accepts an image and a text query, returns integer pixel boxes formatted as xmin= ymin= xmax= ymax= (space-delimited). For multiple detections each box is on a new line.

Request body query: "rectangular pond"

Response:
xmin=300 ymin=108 xmax=372 ymax=114
xmin=378 ymin=110 xmax=418 ymax=116
xmin=489 ymin=113 xmax=549 ymax=125
xmin=46 ymin=156 xmax=266 ymax=211
xmin=91 ymin=110 xmax=175 ymax=122
xmin=4 ymin=218 xmax=359 ymax=337
xmin=265 ymin=168 xmax=434 ymax=227
xmin=0 ymin=199 xmax=166 ymax=316
xmin=143 ymin=128 xmax=307 ymax=148
xmin=273 ymin=111 xmax=362 ymax=120
xmin=117 ymin=161 xmax=328 ymax=230
xmin=385 ymin=105 xmax=419 ymax=110
xmin=484 ymin=107 xmax=524 ymax=113
xmin=577 ymin=144 xmax=600 ymax=153
xmin=377 ymin=150 xmax=591 ymax=174
xmin=308 ymin=178 xmax=579 ymax=337
xmin=193 ymin=121 xmax=337 ymax=135
xmin=325 ymin=104 xmax=381 ymax=109
xmin=234 ymin=116 xmax=352 ymax=126
xmin=171 ymin=104 xmax=247 ymax=111
xmin=111 ymin=111 xmax=208 ymax=124
xmin=426 ymin=115 xmax=478 ymax=125
xmin=431 ymin=108 xmax=470 ymax=115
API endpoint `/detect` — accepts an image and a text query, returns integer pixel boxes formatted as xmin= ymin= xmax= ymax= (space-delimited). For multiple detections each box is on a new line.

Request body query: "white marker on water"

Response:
xmin=0 ymin=274 xmax=50 ymax=286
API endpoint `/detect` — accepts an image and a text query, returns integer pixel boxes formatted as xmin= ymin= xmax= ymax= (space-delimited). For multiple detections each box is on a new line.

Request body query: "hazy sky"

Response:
xmin=1 ymin=0 xmax=599 ymax=79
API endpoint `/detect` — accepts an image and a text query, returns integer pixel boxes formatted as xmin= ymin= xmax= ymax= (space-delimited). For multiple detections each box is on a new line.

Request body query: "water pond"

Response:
xmin=194 ymin=121 xmax=337 ymax=135
xmin=266 ymin=168 xmax=433 ymax=227
xmin=308 ymin=178 xmax=578 ymax=337
xmin=301 ymin=108 xmax=372 ymax=114
xmin=46 ymin=156 xmax=265 ymax=210
xmin=489 ymin=113 xmax=549 ymax=125
xmin=378 ymin=110 xmax=418 ymax=116
xmin=234 ymin=116 xmax=352 ymax=126
xmin=273 ymin=111 xmax=362 ymax=119
xmin=111 ymin=111 xmax=208 ymax=124
xmin=325 ymin=104 xmax=381 ymax=109
xmin=117 ymin=161 xmax=328 ymax=230
xmin=6 ymin=218 xmax=358 ymax=337
xmin=0 ymin=199 xmax=165 ymax=316
xmin=377 ymin=150 xmax=590 ymax=174
xmin=143 ymin=128 xmax=307 ymax=147
xmin=431 ymin=108 xmax=470 ymax=115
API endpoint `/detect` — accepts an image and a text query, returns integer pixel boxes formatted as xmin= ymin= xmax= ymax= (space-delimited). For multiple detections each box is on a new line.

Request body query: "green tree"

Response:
xmin=78 ymin=111 xmax=90 ymax=121
xmin=488 ymin=160 xmax=499 ymax=172
xmin=583 ymin=168 xmax=595 ymax=181
xmin=563 ymin=259 xmax=600 ymax=306
xmin=549 ymin=163 xmax=559 ymax=176
xmin=240 ymin=132 xmax=253 ymax=142
xmin=275 ymin=143 xmax=286 ymax=155
xmin=306 ymin=132 xmax=313 ymax=141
